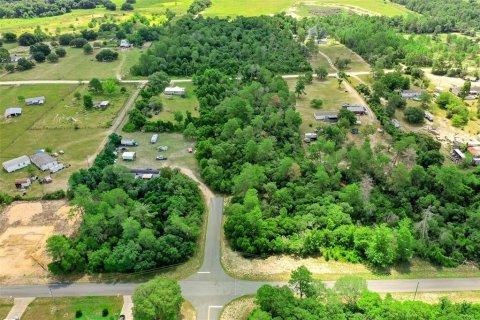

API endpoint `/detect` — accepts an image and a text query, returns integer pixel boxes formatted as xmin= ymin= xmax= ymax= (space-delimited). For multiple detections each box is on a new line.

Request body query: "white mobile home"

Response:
xmin=164 ymin=86 xmax=186 ymax=97
xmin=122 ymin=152 xmax=136 ymax=161
xmin=4 ymin=107 xmax=22 ymax=118
xmin=25 ymin=96 xmax=46 ymax=105
xmin=121 ymin=139 xmax=138 ymax=146
xmin=2 ymin=155 xmax=31 ymax=173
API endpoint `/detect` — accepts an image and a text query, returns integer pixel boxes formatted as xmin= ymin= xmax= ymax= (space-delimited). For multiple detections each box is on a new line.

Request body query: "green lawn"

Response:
xmin=287 ymin=78 xmax=360 ymax=134
xmin=3 ymin=47 xmax=142 ymax=81
xmin=151 ymin=83 xmax=199 ymax=123
xmin=0 ymin=84 xmax=133 ymax=196
xmin=21 ymin=296 xmax=122 ymax=320
xmin=319 ymin=42 xmax=371 ymax=73
xmin=0 ymin=298 xmax=13 ymax=320
xmin=206 ymin=0 xmax=411 ymax=17
xmin=0 ymin=0 xmax=193 ymax=34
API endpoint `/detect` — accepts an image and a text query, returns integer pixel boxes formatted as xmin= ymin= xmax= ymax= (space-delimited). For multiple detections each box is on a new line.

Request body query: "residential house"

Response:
xmin=4 ymin=107 xmax=22 ymax=118
xmin=15 ymin=178 xmax=31 ymax=189
xmin=314 ymin=111 xmax=338 ymax=122
xmin=30 ymin=152 xmax=58 ymax=171
xmin=122 ymin=152 xmax=136 ymax=161
xmin=164 ymin=86 xmax=186 ymax=97
xmin=451 ymin=85 xmax=480 ymax=100
xmin=2 ymin=155 xmax=31 ymax=173
xmin=25 ymin=96 xmax=46 ymax=105
xmin=400 ymin=90 xmax=425 ymax=100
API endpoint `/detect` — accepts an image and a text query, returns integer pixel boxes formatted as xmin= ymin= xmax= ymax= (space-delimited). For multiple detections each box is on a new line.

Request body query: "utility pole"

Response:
xmin=413 ymin=281 xmax=420 ymax=301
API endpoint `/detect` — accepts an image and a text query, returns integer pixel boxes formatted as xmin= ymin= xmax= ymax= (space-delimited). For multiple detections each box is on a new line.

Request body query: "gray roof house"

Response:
xmin=25 ymin=96 xmax=46 ymax=105
xmin=93 ymin=100 xmax=110 ymax=109
xmin=4 ymin=107 xmax=22 ymax=118
xmin=30 ymin=152 xmax=58 ymax=171
xmin=2 ymin=155 xmax=31 ymax=173
xmin=314 ymin=111 xmax=338 ymax=122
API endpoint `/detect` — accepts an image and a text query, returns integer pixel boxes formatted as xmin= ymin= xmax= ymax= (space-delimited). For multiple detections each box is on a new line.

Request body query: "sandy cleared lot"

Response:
xmin=0 ymin=201 xmax=80 ymax=285
xmin=220 ymin=295 xmax=256 ymax=320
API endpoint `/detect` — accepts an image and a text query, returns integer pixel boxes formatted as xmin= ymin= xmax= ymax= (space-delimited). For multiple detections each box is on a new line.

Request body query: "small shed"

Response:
xmin=121 ymin=139 xmax=138 ymax=146
xmin=164 ymin=86 xmax=186 ymax=97
xmin=2 ymin=155 xmax=31 ymax=173
xmin=122 ymin=152 xmax=136 ymax=161
xmin=15 ymin=178 xmax=31 ymax=189
xmin=142 ymin=174 xmax=153 ymax=180
xmin=4 ymin=107 xmax=22 ymax=118
xmin=30 ymin=152 xmax=58 ymax=171
xmin=25 ymin=96 xmax=46 ymax=105
xmin=151 ymin=134 xmax=159 ymax=144
xmin=120 ymin=39 xmax=132 ymax=48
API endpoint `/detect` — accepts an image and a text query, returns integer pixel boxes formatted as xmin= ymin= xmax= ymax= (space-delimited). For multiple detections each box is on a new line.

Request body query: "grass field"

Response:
xmin=0 ymin=84 xmax=133 ymax=196
xmin=319 ymin=42 xmax=371 ymax=73
xmin=21 ymin=296 xmax=123 ymax=320
xmin=115 ymin=132 xmax=198 ymax=173
xmin=287 ymin=78 xmax=360 ymax=134
xmin=0 ymin=0 xmax=193 ymax=34
xmin=151 ymin=83 xmax=199 ymax=123
xmin=0 ymin=298 xmax=13 ymax=320
xmin=2 ymin=47 xmax=142 ymax=81
xmin=206 ymin=0 xmax=411 ymax=17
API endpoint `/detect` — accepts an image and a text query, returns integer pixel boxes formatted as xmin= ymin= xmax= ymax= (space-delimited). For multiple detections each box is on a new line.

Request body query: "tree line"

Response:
xmin=0 ymin=0 xmax=116 ymax=19
xmin=131 ymin=15 xmax=312 ymax=77
xmin=250 ymin=266 xmax=480 ymax=319
xmin=46 ymin=134 xmax=205 ymax=274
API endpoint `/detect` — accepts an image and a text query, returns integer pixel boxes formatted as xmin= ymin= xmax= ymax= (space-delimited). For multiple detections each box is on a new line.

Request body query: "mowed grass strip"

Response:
xmin=206 ymin=0 xmax=411 ymax=17
xmin=0 ymin=298 xmax=13 ymax=320
xmin=3 ymin=47 xmax=142 ymax=81
xmin=21 ymin=296 xmax=123 ymax=320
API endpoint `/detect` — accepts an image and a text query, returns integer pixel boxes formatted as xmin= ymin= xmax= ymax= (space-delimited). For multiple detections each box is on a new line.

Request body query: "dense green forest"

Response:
xmin=0 ymin=0 xmax=115 ymax=18
xmin=249 ymin=266 xmax=480 ymax=319
xmin=46 ymin=134 xmax=204 ymax=274
xmin=131 ymin=15 xmax=312 ymax=77
xmin=391 ymin=0 xmax=480 ymax=33
xmin=186 ymin=66 xmax=480 ymax=269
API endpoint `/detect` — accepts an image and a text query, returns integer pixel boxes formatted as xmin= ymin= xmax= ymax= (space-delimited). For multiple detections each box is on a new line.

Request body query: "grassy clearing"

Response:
xmin=180 ymin=299 xmax=197 ymax=320
xmin=382 ymin=291 xmax=480 ymax=304
xmin=286 ymin=78 xmax=360 ymax=134
xmin=0 ymin=84 xmax=133 ymax=197
xmin=115 ymin=132 xmax=198 ymax=173
xmin=0 ymin=298 xmax=13 ymax=320
xmin=219 ymin=295 xmax=256 ymax=320
xmin=309 ymin=51 xmax=336 ymax=73
xmin=0 ymin=0 xmax=193 ymax=34
xmin=21 ymin=296 xmax=122 ymax=320
xmin=151 ymin=83 xmax=199 ymax=123
xmin=3 ymin=47 xmax=142 ymax=81
xmin=319 ymin=42 xmax=371 ymax=73
xmin=206 ymin=0 xmax=411 ymax=17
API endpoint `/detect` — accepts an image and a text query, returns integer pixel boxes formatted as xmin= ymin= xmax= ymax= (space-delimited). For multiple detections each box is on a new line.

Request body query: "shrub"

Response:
xmin=310 ymin=99 xmax=323 ymax=109
xmin=5 ymin=64 xmax=14 ymax=73
xmin=404 ymin=106 xmax=425 ymax=124
xmin=16 ymin=58 xmax=35 ymax=71
xmin=46 ymin=52 xmax=59 ymax=63
xmin=42 ymin=190 xmax=66 ymax=200
xmin=58 ymin=34 xmax=75 ymax=46
xmin=102 ymin=308 xmax=109 ymax=317
xmin=3 ymin=32 xmax=17 ymax=43
xmin=83 ymin=43 xmax=93 ymax=54
xmin=75 ymin=310 xmax=82 ymax=318
xmin=121 ymin=3 xmax=134 ymax=10
xmin=55 ymin=47 xmax=66 ymax=57
xmin=70 ymin=38 xmax=88 ymax=48
xmin=95 ymin=49 xmax=118 ymax=62
xmin=18 ymin=33 xmax=38 ymax=46
xmin=32 ymin=52 xmax=46 ymax=63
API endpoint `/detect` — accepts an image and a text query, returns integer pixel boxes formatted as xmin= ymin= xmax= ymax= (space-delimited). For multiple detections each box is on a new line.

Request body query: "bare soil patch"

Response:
xmin=220 ymin=295 xmax=256 ymax=320
xmin=0 ymin=200 xmax=81 ymax=285
xmin=180 ymin=300 xmax=197 ymax=320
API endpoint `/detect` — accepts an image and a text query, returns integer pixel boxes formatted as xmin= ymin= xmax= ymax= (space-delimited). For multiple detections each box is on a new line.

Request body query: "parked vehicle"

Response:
xmin=156 ymin=155 xmax=168 ymax=160
xmin=158 ymin=146 xmax=168 ymax=151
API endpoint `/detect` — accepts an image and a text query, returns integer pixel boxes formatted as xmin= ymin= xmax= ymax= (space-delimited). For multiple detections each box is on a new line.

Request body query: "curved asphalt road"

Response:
xmin=1 ymin=197 xmax=480 ymax=319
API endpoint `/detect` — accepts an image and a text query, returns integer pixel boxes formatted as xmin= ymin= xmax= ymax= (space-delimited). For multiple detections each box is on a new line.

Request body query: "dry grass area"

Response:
xmin=221 ymin=229 xmax=480 ymax=281
xmin=0 ymin=200 xmax=80 ymax=285
xmin=382 ymin=291 xmax=480 ymax=304
xmin=319 ymin=42 xmax=371 ymax=73
xmin=0 ymin=298 xmax=13 ymax=320
xmin=180 ymin=300 xmax=197 ymax=320
xmin=219 ymin=295 xmax=256 ymax=320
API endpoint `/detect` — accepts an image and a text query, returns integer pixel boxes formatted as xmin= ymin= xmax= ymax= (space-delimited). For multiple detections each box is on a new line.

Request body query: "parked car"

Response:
xmin=351 ymin=128 xmax=359 ymax=134
xmin=156 ymin=155 xmax=168 ymax=160
xmin=188 ymin=147 xmax=194 ymax=153
xmin=120 ymin=147 xmax=128 ymax=152
xmin=158 ymin=146 xmax=168 ymax=151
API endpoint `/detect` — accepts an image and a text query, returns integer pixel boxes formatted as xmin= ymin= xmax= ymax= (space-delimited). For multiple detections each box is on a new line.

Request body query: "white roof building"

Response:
xmin=164 ymin=86 xmax=186 ymax=96
xmin=122 ymin=152 xmax=136 ymax=161
xmin=2 ymin=155 xmax=31 ymax=173
xmin=25 ymin=96 xmax=46 ymax=105
xmin=4 ymin=107 xmax=22 ymax=118
xmin=30 ymin=152 xmax=58 ymax=171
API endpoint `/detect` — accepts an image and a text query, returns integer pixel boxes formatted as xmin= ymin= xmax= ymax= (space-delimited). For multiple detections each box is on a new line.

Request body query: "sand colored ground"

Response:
xmin=220 ymin=295 xmax=256 ymax=320
xmin=0 ymin=201 xmax=80 ymax=285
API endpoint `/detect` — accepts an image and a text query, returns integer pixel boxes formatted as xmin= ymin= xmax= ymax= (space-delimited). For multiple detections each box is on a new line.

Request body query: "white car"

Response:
xmin=158 ymin=146 xmax=168 ymax=151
